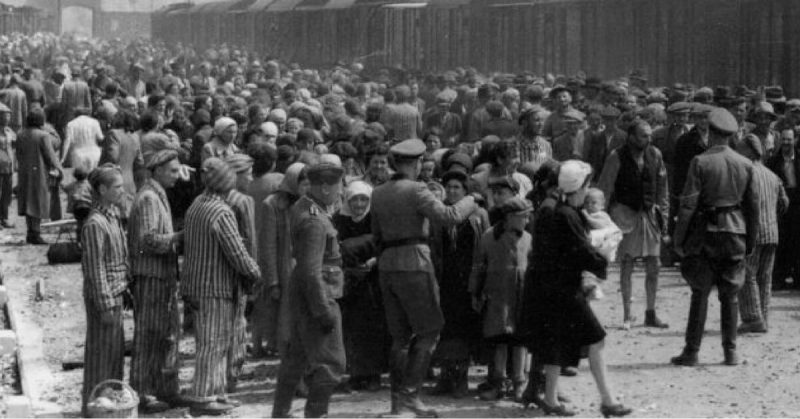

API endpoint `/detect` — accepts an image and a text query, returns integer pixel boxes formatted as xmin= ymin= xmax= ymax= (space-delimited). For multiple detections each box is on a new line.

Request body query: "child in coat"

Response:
xmin=470 ymin=197 xmax=533 ymax=401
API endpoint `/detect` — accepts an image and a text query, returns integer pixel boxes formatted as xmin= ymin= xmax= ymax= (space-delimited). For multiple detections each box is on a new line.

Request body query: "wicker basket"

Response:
xmin=86 ymin=379 xmax=139 ymax=418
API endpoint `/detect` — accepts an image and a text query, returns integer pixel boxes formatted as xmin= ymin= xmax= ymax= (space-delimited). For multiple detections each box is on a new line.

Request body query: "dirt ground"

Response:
xmin=3 ymin=198 xmax=800 ymax=418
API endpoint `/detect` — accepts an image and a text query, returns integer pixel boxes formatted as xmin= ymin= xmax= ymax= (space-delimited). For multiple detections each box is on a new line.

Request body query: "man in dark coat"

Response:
xmin=583 ymin=105 xmax=626 ymax=181
xmin=766 ymin=129 xmax=800 ymax=289
xmin=672 ymin=108 xmax=760 ymax=367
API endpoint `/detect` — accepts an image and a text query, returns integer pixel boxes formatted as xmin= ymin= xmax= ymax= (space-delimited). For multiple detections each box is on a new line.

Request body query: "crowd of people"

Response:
xmin=0 ymin=32 xmax=795 ymax=417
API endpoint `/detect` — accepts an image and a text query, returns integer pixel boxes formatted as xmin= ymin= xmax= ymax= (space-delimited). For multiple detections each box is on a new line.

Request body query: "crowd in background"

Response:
xmin=0 ymin=32 xmax=795 ymax=417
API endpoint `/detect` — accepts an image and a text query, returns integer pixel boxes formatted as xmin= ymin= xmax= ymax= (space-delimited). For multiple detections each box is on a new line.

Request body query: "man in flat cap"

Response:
xmin=272 ymin=162 xmax=346 ymax=418
xmin=745 ymin=102 xmax=779 ymax=161
xmin=672 ymin=104 xmax=713 ymax=216
xmin=672 ymin=108 xmax=760 ymax=367
xmin=0 ymin=74 xmax=27 ymax=133
xmin=128 ymin=149 xmax=185 ymax=412
xmin=583 ymin=105 xmax=626 ymax=181
xmin=543 ymin=86 xmax=582 ymax=139
xmin=598 ymin=121 xmax=670 ymax=330
xmin=552 ymin=109 xmax=585 ymax=162
xmin=652 ymin=102 xmax=691 ymax=266
xmin=734 ymin=135 xmax=787 ymax=333
xmin=766 ymin=129 xmax=800 ymax=291
xmin=371 ymin=139 xmax=478 ymax=417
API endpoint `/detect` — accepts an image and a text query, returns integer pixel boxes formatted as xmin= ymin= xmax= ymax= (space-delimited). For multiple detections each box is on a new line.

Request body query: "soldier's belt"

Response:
xmin=381 ymin=237 xmax=428 ymax=250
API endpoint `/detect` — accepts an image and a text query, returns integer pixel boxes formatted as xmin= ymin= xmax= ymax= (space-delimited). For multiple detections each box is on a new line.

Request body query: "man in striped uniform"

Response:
xmin=80 ymin=164 xmax=129 ymax=417
xmin=224 ymin=153 xmax=256 ymax=394
xmin=182 ymin=157 xmax=261 ymax=415
xmin=272 ymin=162 xmax=346 ymax=418
xmin=128 ymin=149 xmax=184 ymax=412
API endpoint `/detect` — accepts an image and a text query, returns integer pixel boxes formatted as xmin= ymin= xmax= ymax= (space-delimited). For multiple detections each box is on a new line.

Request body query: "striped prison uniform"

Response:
xmin=739 ymin=162 xmax=789 ymax=326
xmin=128 ymin=178 xmax=181 ymax=400
xmin=80 ymin=204 xmax=129 ymax=415
xmin=181 ymin=191 xmax=260 ymax=400
xmin=226 ymin=190 xmax=257 ymax=387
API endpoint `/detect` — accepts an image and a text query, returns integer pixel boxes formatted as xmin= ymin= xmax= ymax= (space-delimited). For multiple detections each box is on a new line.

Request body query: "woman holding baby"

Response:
xmin=518 ymin=160 xmax=631 ymax=417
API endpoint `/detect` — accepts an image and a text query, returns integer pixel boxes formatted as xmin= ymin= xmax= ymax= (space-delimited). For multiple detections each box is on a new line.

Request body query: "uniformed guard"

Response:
xmin=671 ymin=108 xmax=760 ymax=366
xmin=272 ymin=162 xmax=346 ymax=418
xmin=371 ymin=139 xmax=478 ymax=417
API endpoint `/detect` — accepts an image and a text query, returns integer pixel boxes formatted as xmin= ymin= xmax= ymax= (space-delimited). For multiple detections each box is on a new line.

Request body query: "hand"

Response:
xmin=269 ymin=286 xmax=281 ymax=301
xmin=100 ymin=309 xmax=117 ymax=325
xmin=171 ymin=231 xmax=185 ymax=246
xmin=662 ymin=235 xmax=672 ymax=246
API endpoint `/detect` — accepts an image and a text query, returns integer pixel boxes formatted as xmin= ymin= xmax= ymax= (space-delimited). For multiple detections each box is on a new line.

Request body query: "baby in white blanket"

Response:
xmin=582 ymin=188 xmax=623 ymax=300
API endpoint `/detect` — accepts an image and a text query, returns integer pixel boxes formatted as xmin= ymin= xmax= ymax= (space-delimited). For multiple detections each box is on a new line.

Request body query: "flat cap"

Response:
xmin=306 ymin=162 xmax=344 ymax=184
xmin=445 ymin=152 xmax=473 ymax=173
xmin=708 ymin=108 xmax=739 ymax=135
xmin=600 ymin=106 xmax=621 ymax=118
xmin=549 ymin=85 xmax=570 ymax=99
xmin=690 ymin=103 xmax=715 ymax=115
xmin=765 ymin=86 xmax=786 ymax=103
xmin=390 ymin=139 xmax=426 ymax=159
xmin=144 ymin=148 xmax=179 ymax=170
xmin=749 ymin=101 xmax=777 ymax=120
xmin=667 ymin=101 xmax=692 ymax=114
xmin=786 ymin=98 xmax=800 ymax=108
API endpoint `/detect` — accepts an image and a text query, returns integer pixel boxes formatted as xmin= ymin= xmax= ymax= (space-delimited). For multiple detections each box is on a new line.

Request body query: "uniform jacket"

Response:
xmin=16 ymin=127 xmax=61 ymax=219
xmin=583 ymin=127 xmax=626 ymax=181
xmin=371 ymin=174 xmax=476 ymax=272
xmin=289 ymin=195 xmax=343 ymax=323
xmin=0 ymin=85 xmax=27 ymax=131
xmin=674 ymin=145 xmax=760 ymax=259
xmin=128 ymin=178 xmax=179 ymax=280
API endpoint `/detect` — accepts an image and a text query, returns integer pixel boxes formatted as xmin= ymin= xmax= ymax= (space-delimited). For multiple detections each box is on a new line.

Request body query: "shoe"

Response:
xmin=737 ymin=321 xmax=767 ymax=334
xmin=600 ymin=403 xmax=633 ymax=417
xmin=140 ymin=396 xmax=170 ymax=413
xmin=26 ymin=235 xmax=47 ymax=245
xmin=540 ymin=401 xmax=575 ymax=416
xmin=670 ymin=351 xmax=698 ymax=366
xmin=560 ymin=366 xmax=578 ymax=377
xmin=399 ymin=390 xmax=438 ymax=418
xmin=557 ymin=392 xmax=571 ymax=403
xmin=723 ymin=350 xmax=739 ymax=366
xmin=478 ymin=385 xmax=503 ymax=401
xmin=451 ymin=365 xmax=469 ymax=399
xmin=645 ymin=310 xmax=669 ymax=328
xmin=190 ymin=401 xmax=234 ymax=416
xmin=364 ymin=375 xmax=382 ymax=392
xmin=476 ymin=380 xmax=493 ymax=392
xmin=512 ymin=381 xmax=527 ymax=402
xmin=217 ymin=396 xmax=241 ymax=407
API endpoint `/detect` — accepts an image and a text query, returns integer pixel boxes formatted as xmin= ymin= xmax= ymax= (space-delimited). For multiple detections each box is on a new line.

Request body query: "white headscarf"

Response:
xmin=558 ymin=160 xmax=592 ymax=194
xmin=340 ymin=180 xmax=372 ymax=223
xmin=213 ymin=116 xmax=237 ymax=136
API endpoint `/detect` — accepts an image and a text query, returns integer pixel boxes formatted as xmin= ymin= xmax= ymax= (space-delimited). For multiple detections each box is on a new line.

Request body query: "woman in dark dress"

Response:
xmin=333 ymin=180 xmax=390 ymax=391
xmin=521 ymin=160 xmax=631 ymax=417
xmin=430 ymin=169 xmax=488 ymax=398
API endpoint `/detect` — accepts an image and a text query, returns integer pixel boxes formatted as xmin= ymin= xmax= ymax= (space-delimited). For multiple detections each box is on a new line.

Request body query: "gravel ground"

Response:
xmin=3 ymin=199 xmax=800 ymax=418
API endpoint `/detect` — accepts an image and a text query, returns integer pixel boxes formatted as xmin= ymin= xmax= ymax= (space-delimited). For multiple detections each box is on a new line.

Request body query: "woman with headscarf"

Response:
xmin=520 ymin=160 xmax=631 ymax=417
xmin=201 ymin=116 xmax=239 ymax=163
xmin=256 ymin=162 xmax=310 ymax=356
xmin=332 ymin=180 xmax=389 ymax=391
xmin=429 ymin=169 xmax=488 ymax=398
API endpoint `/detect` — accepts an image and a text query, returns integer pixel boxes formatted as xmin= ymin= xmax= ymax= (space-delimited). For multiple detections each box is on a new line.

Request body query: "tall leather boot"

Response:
xmin=684 ymin=288 xmax=709 ymax=354
xmin=272 ymin=381 xmax=297 ymax=418
xmin=385 ymin=349 xmax=408 ymax=416
xmin=400 ymin=348 xmax=438 ymax=418
xmin=720 ymin=294 xmax=739 ymax=365
xmin=304 ymin=383 xmax=335 ymax=418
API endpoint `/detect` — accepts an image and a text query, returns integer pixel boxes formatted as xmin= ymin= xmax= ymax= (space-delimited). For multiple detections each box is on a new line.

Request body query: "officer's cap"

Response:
xmin=390 ymin=139 xmax=426 ymax=160
xmin=708 ymin=108 xmax=739 ymax=135
xmin=307 ymin=162 xmax=344 ymax=185
xmin=690 ymin=103 xmax=715 ymax=116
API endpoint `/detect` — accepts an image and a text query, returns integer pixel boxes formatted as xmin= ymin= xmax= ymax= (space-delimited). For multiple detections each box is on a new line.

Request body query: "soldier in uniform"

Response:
xmin=371 ymin=139 xmax=478 ymax=417
xmin=671 ymin=108 xmax=760 ymax=367
xmin=272 ymin=162 xmax=346 ymax=418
